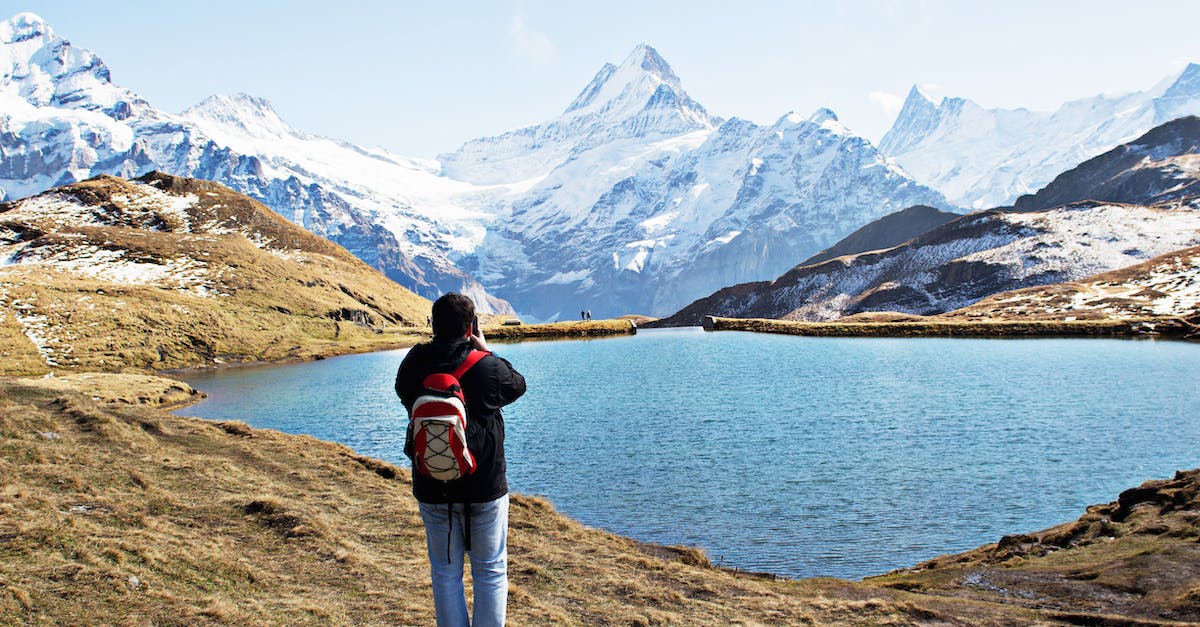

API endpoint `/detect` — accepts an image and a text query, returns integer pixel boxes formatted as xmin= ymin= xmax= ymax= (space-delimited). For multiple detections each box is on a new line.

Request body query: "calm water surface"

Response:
xmin=178 ymin=328 xmax=1200 ymax=579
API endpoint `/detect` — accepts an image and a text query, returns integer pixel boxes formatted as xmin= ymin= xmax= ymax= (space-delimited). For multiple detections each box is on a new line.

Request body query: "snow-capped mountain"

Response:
xmin=447 ymin=47 xmax=948 ymax=319
xmin=881 ymin=64 xmax=1200 ymax=210
xmin=0 ymin=12 xmax=513 ymax=313
xmin=2 ymin=13 xmax=952 ymax=319
xmin=439 ymin=44 xmax=717 ymax=185
xmin=659 ymin=117 xmax=1200 ymax=325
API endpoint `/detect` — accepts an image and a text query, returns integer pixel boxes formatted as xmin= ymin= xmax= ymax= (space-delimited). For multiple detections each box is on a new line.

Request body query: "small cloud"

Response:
xmin=508 ymin=11 xmax=554 ymax=65
xmin=869 ymin=90 xmax=904 ymax=117
xmin=918 ymin=83 xmax=944 ymax=101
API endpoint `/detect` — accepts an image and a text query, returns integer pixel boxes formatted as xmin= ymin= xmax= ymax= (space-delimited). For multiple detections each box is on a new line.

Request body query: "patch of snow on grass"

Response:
xmin=22 ymin=244 xmax=221 ymax=297
xmin=2 ymin=193 xmax=95 ymax=227
xmin=118 ymin=183 xmax=199 ymax=231
xmin=10 ymin=296 xmax=60 ymax=366
xmin=5 ymin=185 xmax=200 ymax=233
xmin=971 ymin=205 xmax=1200 ymax=281
xmin=1148 ymin=256 xmax=1200 ymax=315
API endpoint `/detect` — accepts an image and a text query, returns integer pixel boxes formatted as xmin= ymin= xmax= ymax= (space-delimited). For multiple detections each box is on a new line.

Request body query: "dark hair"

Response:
xmin=431 ymin=293 xmax=475 ymax=339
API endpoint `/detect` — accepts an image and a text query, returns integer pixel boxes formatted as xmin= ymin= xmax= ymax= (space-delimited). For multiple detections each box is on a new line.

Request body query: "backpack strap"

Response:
xmin=451 ymin=349 xmax=489 ymax=379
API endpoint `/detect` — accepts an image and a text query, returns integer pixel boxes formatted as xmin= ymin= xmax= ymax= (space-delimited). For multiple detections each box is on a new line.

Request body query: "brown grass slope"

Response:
xmin=874 ymin=470 xmax=1200 ymax=625
xmin=0 ymin=376 xmax=966 ymax=627
xmin=0 ymin=173 xmax=431 ymax=376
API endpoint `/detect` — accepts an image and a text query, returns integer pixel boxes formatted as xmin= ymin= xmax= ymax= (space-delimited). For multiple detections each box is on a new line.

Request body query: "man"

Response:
xmin=395 ymin=293 xmax=526 ymax=627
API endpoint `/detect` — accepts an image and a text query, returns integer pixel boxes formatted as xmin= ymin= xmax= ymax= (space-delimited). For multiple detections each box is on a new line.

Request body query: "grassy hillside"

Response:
xmin=0 ymin=173 xmax=431 ymax=375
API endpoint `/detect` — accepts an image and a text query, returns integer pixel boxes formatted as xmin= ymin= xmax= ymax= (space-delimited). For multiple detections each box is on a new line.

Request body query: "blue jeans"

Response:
xmin=418 ymin=495 xmax=509 ymax=627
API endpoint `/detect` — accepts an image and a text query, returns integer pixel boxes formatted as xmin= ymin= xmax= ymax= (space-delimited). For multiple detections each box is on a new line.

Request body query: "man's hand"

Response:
xmin=470 ymin=331 xmax=489 ymax=352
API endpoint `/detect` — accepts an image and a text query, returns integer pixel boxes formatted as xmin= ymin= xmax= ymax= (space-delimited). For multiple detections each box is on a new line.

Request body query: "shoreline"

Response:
xmin=701 ymin=315 xmax=1200 ymax=339
xmin=154 ymin=319 xmax=638 ymax=377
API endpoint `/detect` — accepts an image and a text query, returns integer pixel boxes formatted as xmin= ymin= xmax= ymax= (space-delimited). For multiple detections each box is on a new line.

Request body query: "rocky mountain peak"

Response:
xmin=1154 ymin=63 xmax=1200 ymax=124
xmin=627 ymin=43 xmax=680 ymax=85
xmin=181 ymin=93 xmax=296 ymax=140
xmin=1165 ymin=63 xmax=1200 ymax=97
xmin=563 ymin=43 xmax=708 ymax=123
xmin=1 ymin=11 xmax=138 ymax=119
xmin=878 ymin=85 xmax=941 ymax=155
xmin=0 ymin=12 xmax=52 ymax=44
xmin=441 ymin=43 xmax=716 ymax=185
xmin=807 ymin=107 xmax=842 ymax=128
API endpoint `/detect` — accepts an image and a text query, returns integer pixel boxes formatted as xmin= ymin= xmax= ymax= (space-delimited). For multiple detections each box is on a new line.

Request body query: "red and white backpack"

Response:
xmin=409 ymin=350 xmax=489 ymax=481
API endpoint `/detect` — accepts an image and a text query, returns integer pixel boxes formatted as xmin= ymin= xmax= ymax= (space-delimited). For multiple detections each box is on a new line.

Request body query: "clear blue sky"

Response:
xmin=7 ymin=1 xmax=1200 ymax=157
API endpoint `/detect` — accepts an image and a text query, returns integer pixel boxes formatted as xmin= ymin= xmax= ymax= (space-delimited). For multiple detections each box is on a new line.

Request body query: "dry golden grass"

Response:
xmin=0 ymin=375 xmax=960 ymax=626
xmin=482 ymin=319 xmax=637 ymax=342
xmin=10 ymin=372 xmax=201 ymax=407
xmin=0 ymin=312 xmax=45 ymax=376
xmin=705 ymin=316 xmax=1191 ymax=339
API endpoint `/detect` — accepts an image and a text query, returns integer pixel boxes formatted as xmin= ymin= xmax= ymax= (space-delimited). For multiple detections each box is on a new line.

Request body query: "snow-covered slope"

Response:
xmin=947 ymin=245 xmax=1200 ymax=320
xmin=663 ymin=202 xmax=1200 ymax=324
xmin=0 ymin=13 xmax=513 ymax=312
xmin=881 ymin=65 xmax=1200 ymax=209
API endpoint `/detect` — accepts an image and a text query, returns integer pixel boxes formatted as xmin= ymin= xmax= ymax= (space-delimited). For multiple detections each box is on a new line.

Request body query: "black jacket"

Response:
xmin=395 ymin=337 xmax=526 ymax=504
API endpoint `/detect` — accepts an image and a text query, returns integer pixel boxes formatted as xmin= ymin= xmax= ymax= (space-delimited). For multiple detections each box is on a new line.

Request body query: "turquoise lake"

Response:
xmin=177 ymin=328 xmax=1200 ymax=579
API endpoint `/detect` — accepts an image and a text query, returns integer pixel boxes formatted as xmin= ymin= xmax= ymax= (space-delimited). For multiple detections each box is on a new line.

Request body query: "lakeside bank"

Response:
xmin=701 ymin=315 xmax=1200 ymax=339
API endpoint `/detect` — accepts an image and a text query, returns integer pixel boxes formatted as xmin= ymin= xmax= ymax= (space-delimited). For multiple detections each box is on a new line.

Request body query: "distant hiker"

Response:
xmin=395 ymin=293 xmax=526 ymax=627
xmin=581 ymin=309 xmax=586 ymax=321
xmin=586 ymin=310 xmax=591 ymax=321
